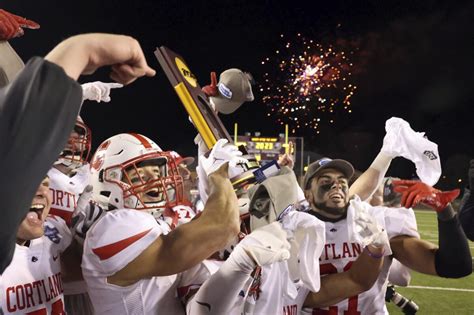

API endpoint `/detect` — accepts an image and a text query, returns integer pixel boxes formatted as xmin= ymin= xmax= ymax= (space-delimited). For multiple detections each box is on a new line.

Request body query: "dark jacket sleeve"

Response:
xmin=459 ymin=189 xmax=474 ymax=241
xmin=435 ymin=211 xmax=472 ymax=278
xmin=0 ymin=57 xmax=82 ymax=273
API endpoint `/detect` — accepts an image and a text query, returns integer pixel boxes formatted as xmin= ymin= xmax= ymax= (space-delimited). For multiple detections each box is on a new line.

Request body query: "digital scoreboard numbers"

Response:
xmin=237 ymin=136 xmax=295 ymax=165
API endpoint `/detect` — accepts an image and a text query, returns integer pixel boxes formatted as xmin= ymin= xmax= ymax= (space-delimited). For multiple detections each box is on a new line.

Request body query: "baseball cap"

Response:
xmin=211 ymin=68 xmax=254 ymax=114
xmin=169 ymin=150 xmax=194 ymax=166
xmin=303 ymin=157 xmax=355 ymax=190
xmin=0 ymin=41 xmax=24 ymax=88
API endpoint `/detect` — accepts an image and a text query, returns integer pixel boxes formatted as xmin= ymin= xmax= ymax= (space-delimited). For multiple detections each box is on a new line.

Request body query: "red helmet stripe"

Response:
xmin=129 ymin=133 xmax=152 ymax=149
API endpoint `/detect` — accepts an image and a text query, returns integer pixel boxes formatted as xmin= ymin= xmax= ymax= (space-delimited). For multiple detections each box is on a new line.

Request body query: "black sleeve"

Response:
xmin=459 ymin=189 xmax=474 ymax=241
xmin=434 ymin=211 xmax=472 ymax=278
xmin=0 ymin=57 xmax=82 ymax=273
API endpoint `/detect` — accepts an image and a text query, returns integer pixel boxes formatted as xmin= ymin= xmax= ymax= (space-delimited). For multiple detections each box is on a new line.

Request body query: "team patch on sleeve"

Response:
xmin=44 ymin=225 xmax=61 ymax=244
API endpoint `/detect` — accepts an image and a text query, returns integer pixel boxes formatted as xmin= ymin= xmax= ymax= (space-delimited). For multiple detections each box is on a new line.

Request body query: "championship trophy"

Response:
xmin=154 ymin=46 xmax=276 ymax=189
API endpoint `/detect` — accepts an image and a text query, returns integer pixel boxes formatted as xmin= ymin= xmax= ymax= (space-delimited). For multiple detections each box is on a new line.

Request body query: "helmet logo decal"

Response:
xmin=91 ymin=153 xmax=104 ymax=171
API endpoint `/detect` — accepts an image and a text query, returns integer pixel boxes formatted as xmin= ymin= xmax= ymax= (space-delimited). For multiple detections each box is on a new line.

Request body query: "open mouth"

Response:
xmin=145 ymin=189 xmax=163 ymax=198
xmin=142 ymin=188 xmax=165 ymax=205
xmin=26 ymin=204 xmax=45 ymax=226
xmin=329 ymin=193 xmax=344 ymax=201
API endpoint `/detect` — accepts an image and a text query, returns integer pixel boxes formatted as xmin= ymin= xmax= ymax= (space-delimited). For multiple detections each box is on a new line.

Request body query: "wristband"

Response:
xmin=364 ymin=246 xmax=385 ymax=259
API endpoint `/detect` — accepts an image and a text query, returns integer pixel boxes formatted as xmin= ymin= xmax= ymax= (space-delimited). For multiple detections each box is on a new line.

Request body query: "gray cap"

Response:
xmin=303 ymin=157 xmax=355 ymax=190
xmin=0 ymin=41 xmax=24 ymax=88
xmin=211 ymin=68 xmax=254 ymax=114
xmin=248 ymin=166 xmax=299 ymax=231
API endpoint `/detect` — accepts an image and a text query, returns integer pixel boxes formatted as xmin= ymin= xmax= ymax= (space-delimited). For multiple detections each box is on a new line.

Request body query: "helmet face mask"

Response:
xmin=56 ymin=118 xmax=92 ymax=169
xmin=113 ymin=154 xmax=183 ymax=212
xmin=90 ymin=134 xmax=184 ymax=214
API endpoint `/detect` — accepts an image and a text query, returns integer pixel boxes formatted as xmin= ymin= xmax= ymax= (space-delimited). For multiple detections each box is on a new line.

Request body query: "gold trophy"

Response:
xmin=154 ymin=46 xmax=262 ymax=189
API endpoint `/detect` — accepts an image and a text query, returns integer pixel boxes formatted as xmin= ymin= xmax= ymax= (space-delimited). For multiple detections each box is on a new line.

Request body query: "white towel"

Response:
xmin=382 ymin=117 xmax=441 ymax=185
xmin=280 ymin=210 xmax=326 ymax=293
xmin=347 ymin=196 xmax=392 ymax=256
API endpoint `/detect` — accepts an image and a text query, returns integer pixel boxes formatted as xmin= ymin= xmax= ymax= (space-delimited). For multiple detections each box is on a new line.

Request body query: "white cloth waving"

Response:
xmin=381 ymin=117 xmax=441 ymax=185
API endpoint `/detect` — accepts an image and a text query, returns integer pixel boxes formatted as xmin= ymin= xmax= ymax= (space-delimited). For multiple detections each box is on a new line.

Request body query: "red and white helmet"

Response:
xmin=90 ymin=133 xmax=184 ymax=214
xmin=55 ymin=116 xmax=92 ymax=168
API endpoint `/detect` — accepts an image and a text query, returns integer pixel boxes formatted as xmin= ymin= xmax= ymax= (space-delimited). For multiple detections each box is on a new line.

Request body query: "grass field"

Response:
xmin=386 ymin=210 xmax=474 ymax=315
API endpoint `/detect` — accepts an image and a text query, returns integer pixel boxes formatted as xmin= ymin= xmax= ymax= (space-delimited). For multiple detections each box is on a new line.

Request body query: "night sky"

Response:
xmin=4 ymin=0 xmax=474 ymax=189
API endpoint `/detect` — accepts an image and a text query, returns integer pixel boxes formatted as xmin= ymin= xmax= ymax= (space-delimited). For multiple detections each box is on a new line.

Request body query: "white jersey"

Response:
xmin=47 ymin=165 xmax=90 ymax=226
xmin=247 ymin=262 xmax=311 ymax=315
xmin=303 ymin=206 xmax=419 ymax=315
xmin=47 ymin=165 xmax=90 ymax=296
xmin=0 ymin=216 xmax=72 ymax=314
xmin=82 ymin=209 xmax=214 ymax=315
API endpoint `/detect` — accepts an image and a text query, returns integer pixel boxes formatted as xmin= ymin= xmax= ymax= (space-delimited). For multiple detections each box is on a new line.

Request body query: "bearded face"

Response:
xmin=306 ymin=168 xmax=349 ymax=219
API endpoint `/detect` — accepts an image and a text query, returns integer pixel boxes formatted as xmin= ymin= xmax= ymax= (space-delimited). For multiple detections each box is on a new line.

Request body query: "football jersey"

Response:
xmin=47 ymin=165 xmax=90 ymax=296
xmin=247 ymin=261 xmax=311 ymax=315
xmin=47 ymin=165 xmax=90 ymax=226
xmin=304 ymin=205 xmax=419 ymax=315
xmin=82 ymin=209 xmax=194 ymax=314
xmin=0 ymin=216 xmax=71 ymax=314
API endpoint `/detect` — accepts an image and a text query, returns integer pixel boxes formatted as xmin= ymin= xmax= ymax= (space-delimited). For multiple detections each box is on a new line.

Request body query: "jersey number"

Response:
xmin=26 ymin=299 xmax=65 ymax=315
xmin=312 ymin=262 xmax=361 ymax=315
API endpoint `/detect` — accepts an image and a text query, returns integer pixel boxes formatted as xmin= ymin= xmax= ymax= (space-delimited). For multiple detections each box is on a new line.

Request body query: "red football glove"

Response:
xmin=392 ymin=179 xmax=460 ymax=212
xmin=202 ymin=71 xmax=218 ymax=97
xmin=0 ymin=9 xmax=40 ymax=40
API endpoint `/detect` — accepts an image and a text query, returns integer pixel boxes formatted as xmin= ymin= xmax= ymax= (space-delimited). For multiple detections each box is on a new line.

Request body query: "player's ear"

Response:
xmin=304 ymin=188 xmax=313 ymax=201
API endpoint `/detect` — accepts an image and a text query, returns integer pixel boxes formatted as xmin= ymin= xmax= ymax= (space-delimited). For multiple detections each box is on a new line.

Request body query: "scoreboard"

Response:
xmin=236 ymin=135 xmax=297 ymax=165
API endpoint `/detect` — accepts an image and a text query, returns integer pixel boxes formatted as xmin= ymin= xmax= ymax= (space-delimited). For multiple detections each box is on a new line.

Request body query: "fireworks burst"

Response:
xmin=260 ymin=33 xmax=357 ymax=134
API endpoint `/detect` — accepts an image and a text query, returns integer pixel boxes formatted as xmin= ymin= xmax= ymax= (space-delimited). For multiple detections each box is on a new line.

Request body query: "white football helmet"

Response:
xmin=55 ymin=116 xmax=92 ymax=169
xmin=90 ymin=133 xmax=184 ymax=214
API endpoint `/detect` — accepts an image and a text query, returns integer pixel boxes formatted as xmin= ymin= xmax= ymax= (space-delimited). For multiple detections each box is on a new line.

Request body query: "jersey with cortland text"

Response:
xmin=82 ymin=209 xmax=208 ymax=315
xmin=304 ymin=205 xmax=419 ymax=315
xmin=0 ymin=216 xmax=71 ymax=314
xmin=47 ymin=165 xmax=90 ymax=226
xmin=47 ymin=165 xmax=90 ymax=296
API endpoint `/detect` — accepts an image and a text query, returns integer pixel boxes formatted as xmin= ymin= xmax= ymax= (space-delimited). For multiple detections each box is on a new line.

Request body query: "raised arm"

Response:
xmin=45 ymin=33 xmax=155 ymax=84
xmin=187 ymin=222 xmax=290 ymax=315
xmin=391 ymin=180 xmax=472 ymax=278
xmin=350 ymin=117 xmax=442 ymax=201
xmin=108 ymin=163 xmax=240 ymax=286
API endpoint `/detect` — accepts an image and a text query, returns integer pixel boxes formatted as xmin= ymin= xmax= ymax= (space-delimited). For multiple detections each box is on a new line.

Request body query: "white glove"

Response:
xmin=81 ymin=81 xmax=123 ymax=102
xmin=381 ymin=117 xmax=441 ymax=185
xmin=347 ymin=198 xmax=391 ymax=254
xmin=230 ymin=222 xmax=290 ymax=272
xmin=198 ymin=139 xmax=248 ymax=177
xmin=71 ymin=185 xmax=105 ymax=245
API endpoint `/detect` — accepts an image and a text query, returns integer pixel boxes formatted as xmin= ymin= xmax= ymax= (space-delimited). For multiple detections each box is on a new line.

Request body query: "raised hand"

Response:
xmin=0 ymin=9 xmax=39 ymax=40
xmin=278 ymin=141 xmax=295 ymax=169
xmin=199 ymin=139 xmax=248 ymax=177
xmin=82 ymin=81 xmax=123 ymax=102
xmin=392 ymin=179 xmax=460 ymax=212
xmin=71 ymin=185 xmax=105 ymax=244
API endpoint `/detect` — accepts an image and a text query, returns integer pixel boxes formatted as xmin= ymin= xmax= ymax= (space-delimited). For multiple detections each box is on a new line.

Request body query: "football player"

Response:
xmin=0 ymin=177 xmax=71 ymax=314
xmin=301 ymin=157 xmax=472 ymax=314
xmin=187 ymin=165 xmax=386 ymax=315
xmin=81 ymin=133 xmax=241 ymax=314
xmin=0 ymin=32 xmax=155 ymax=274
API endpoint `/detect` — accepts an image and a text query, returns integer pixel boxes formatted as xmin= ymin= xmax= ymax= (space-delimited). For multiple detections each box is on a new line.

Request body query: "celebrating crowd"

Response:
xmin=0 ymin=8 xmax=472 ymax=315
